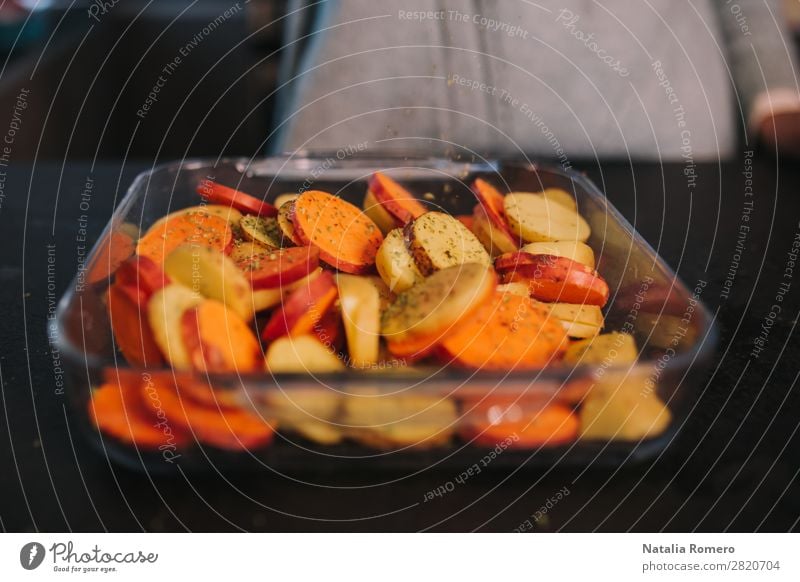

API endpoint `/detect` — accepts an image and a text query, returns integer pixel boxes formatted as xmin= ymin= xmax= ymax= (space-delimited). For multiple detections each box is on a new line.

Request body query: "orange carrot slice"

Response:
xmin=87 ymin=230 xmax=135 ymax=285
xmin=107 ymin=283 xmax=165 ymax=367
xmin=198 ymin=179 xmax=277 ymax=217
xmin=291 ymin=190 xmax=383 ymax=274
xmin=465 ymin=403 xmax=578 ymax=448
xmin=181 ymin=300 xmax=262 ymax=373
xmin=114 ymin=255 xmax=170 ymax=301
xmin=136 ymin=210 xmax=232 ymax=264
xmin=438 ymin=291 xmax=568 ymax=371
xmin=144 ymin=375 xmax=273 ymax=450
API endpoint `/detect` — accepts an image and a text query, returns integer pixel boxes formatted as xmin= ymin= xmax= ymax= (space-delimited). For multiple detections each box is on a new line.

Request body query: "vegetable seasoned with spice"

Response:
xmin=405 ymin=211 xmax=491 ymax=276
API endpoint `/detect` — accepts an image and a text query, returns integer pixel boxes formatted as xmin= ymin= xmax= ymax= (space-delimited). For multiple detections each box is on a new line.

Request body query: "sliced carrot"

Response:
xmin=291 ymin=190 xmax=384 ymax=274
xmin=465 ymin=403 xmax=578 ymax=448
xmin=87 ymin=230 xmax=135 ymax=284
xmin=261 ymin=270 xmax=338 ymax=341
xmin=136 ymin=210 xmax=232 ymax=264
xmin=180 ymin=301 xmax=262 ymax=373
xmin=368 ymin=172 xmax=428 ymax=225
xmin=107 ymin=283 xmax=165 ymax=367
xmin=143 ymin=375 xmax=273 ymax=450
xmin=89 ymin=376 xmax=189 ymax=449
xmin=438 ymin=291 xmax=568 ymax=371
xmin=198 ymin=179 xmax=277 ymax=218
xmin=230 ymin=243 xmax=319 ymax=290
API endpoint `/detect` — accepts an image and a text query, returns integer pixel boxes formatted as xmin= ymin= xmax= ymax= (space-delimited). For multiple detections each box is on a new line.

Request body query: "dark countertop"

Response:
xmin=1 ymin=157 xmax=799 ymax=532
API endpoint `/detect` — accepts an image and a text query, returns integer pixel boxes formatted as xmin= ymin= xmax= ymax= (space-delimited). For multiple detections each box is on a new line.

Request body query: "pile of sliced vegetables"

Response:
xmin=92 ymin=173 xmax=672 ymax=452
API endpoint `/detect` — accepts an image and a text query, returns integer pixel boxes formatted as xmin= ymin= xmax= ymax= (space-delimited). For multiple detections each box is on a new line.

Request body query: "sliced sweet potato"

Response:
xmin=291 ymin=190 xmax=384 ymax=274
xmin=368 ymin=172 xmax=428 ymax=225
xmin=181 ymin=300 xmax=262 ymax=373
xmin=261 ymin=270 xmax=338 ymax=341
xmin=230 ymin=243 xmax=319 ymax=290
xmin=136 ymin=210 xmax=232 ymax=264
xmin=197 ymin=179 xmax=277 ymax=218
xmin=363 ymin=188 xmax=399 ymax=234
xmin=107 ymin=283 xmax=165 ymax=367
xmin=465 ymin=403 xmax=578 ymax=448
xmin=438 ymin=291 xmax=568 ymax=371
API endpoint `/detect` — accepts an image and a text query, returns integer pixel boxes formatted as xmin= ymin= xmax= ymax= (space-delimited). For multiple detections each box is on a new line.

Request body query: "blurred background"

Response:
xmin=0 ymin=0 xmax=796 ymax=163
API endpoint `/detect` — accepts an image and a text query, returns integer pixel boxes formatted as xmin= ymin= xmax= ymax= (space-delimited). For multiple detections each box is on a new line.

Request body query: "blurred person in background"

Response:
xmin=272 ymin=0 xmax=800 ymax=160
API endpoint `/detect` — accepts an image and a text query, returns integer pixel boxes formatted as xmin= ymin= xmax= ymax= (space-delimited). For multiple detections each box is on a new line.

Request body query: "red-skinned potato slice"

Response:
xmin=496 ymin=253 xmax=610 ymax=307
xmin=115 ymin=255 xmax=170 ymax=301
xmin=144 ymin=375 xmax=273 ymax=450
xmin=261 ymin=270 xmax=338 ymax=341
xmin=368 ymin=172 xmax=428 ymax=225
xmin=438 ymin=291 xmax=568 ymax=371
xmin=472 ymin=204 xmax=519 ymax=257
xmin=291 ymin=190 xmax=383 ymax=274
xmin=107 ymin=283 xmax=165 ymax=367
xmin=472 ymin=179 xmax=518 ymax=244
xmin=312 ymin=306 xmax=344 ymax=351
xmin=136 ymin=210 xmax=232 ymax=264
xmin=277 ymin=201 xmax=302 ymax=246
xmin=463 ymin=402 xmax=578 ymax=448
xmin=385 ymin=332 xmax=441 ymax=363
xmin=181 ymin=301 xmax=262 ymax=373
xmin=230 ymin=243 xmax=320 ymax=290
xmin=89 ymin=378 xmax=189 ymax=449
xmin=197 ymin=179 xmax=277 ymax=218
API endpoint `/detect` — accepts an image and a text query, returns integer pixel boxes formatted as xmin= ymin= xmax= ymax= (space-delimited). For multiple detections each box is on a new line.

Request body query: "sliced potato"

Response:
xmin=335 ymin=274 xmax=381 ymax=368
xmin=381 ymin=263 xmax=496 ymax=343
xmin=504 ymin=192 xmax=591 ymax=243
xmin=405 ymin=211 xmax=491 ymax=276
xmin=264 ymin=388 xmax=343 ymax=445
xmin=472 ymin=208 xmax=518 ymax=257
xmin=563 ymin=332 xmax=638 ymax=366
xmin=251 ymin=287 xmax=283 ymax=312
xmin=496 ymin=281 xmax=530 ymax=297
xmin=274 ymin=193 xmax=298 ymax=209
xmin=265 ymin=335 xmax=345 ymax=373
xmin=579 ymin=371 xmax=672 ymax=440
xmin=240 ymin=215 xmax=283 ymax=248
xmin=368 ymin=275 xmax=395 ymax=311
xmin=276 ymin=201 xmax=299 ymax=246
xmin=147 ymin=283 xmax=203 ymax=369
xmin=375 ymin=228 xmax=424 ymax=293
xmin=548 ymin=303 xmax=604 ymax=339
xmin=521 ymin=240 xmax=595 ymax=269
xmin=541 ymin=187 xmax=577 ymax=212
xmin=342 ymin=392 xmax=457 ymax=449
xmin=363 ymin=189 xmax=398 ymax=235
xmin=163 ymin=245 xmax=252 ymax=321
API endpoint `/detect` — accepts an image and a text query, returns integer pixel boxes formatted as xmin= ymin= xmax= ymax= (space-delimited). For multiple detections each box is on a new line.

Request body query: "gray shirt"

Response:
xmin=276 ymin=0 xmax=799 ymax=161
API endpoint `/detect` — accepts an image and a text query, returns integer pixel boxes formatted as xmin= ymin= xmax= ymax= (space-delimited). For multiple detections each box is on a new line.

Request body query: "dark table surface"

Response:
xmin=1 ymin=156 xmax=799 ymax=532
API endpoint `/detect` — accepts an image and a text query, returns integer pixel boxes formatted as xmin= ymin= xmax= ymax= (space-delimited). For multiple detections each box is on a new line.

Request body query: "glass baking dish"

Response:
xmin=55 ymin=154 xmax=717 ymax=473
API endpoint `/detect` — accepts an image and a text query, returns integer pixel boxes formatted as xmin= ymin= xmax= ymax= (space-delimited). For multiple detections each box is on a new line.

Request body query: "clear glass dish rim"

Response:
xmin=54 ymin=154 xmax=719 ymax=389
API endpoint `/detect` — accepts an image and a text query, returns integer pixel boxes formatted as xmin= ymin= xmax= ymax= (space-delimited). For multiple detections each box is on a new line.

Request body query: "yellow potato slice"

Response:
xmin=336 ymin=274 xmax=381 ymax=368
xmin=579 ymin=371 xmax=672 ymax=440
xmin=521 ymin=240 xmax=596 ymax=269
xmin=367 ymin=275 xmax=395 ymax=310
xmin=265 ymin=335 xmax=345 ymax=373
xmin=239 ymin=215 xmax=283 ymax=248
xmin=547 ymin=303 xmax=604 ymax=339
xmin=363 ymin=189 xmax=398 ymax=235
xmin=276 ymin=201 xmax=298 ymax=246
xmin=471 ymin=208 xmax=518 ymax=257
xmin=541 ymin=187 xmax=578 ymax=212
xmin=251 ymin=288 xmax=283 ymax=312
xmin=381 ymin=263 xmax=496 ymax=343
xmin=147 ymin=283 xmax=203 ymax=370
xmin=274 ymin=193 xmax=298 ymax=209
xmin=406 ymin=211 xmax=491 ymax=276
xmin=504 ymin=192 xmax=591 ymax=242
xmin=563 ymin=332 xmax=638 ymax=366
xmin=264 ymin=388 xmax=343 ymax=445
xmin=341 ymin=392 xmax=457 ymax=449
xmin=375 ymin=228 xmax=424 ymax=293
xmin=496 ymin=281 xmax=530 ymax=297
xmin=163 ymin=245 xmax=253 ymax=322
